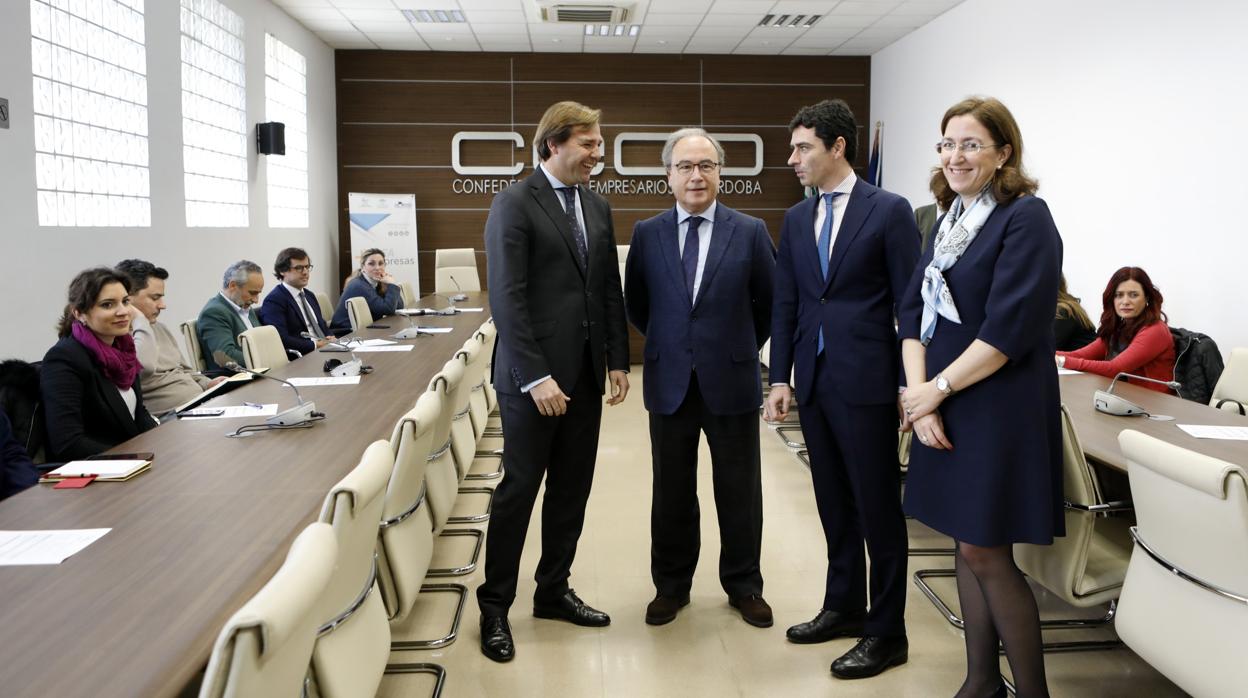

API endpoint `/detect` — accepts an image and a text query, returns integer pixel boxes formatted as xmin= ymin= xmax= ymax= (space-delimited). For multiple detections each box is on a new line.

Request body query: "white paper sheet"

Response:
xmin=181 ymin=404 xmax=279 ymax=419
xmin=411 ymin=326 xmax=453 ymax=334
xmin=354 ymin=338 xmax=397 ymax=347
xmin=351 ymin=345 xmax=415 ymax=353
xmin=287 ymin=376 xmax=362 ymax=387
xmin=450 ymin=307 xmax=483 ymax=312
xmin=0 ymin=529 xmax=111 ymax=566
xmin=1176 ymin=424 xmax=1248 ymax=440
xmin=1057 ymin=368 xmax=1081 ymax=376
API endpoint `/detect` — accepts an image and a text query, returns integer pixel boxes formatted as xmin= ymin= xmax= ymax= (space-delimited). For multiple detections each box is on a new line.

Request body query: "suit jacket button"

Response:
xmin=820 ymin=297 xmax=826 ymax=304
xmin=581 ymin=320 xmax=589 ymax=327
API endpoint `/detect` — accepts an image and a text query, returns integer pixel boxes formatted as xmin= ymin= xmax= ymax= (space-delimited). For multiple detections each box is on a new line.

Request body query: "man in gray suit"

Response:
xmin=197 ymin=260 xmax=263 ymax=376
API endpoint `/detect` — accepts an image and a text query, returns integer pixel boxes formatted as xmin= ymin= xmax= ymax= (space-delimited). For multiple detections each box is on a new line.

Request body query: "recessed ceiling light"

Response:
xmin=450 ymin=10 xmax=464 ymax=22
xmin=584 ymin=24 xmax=593 ymax=35
xmin=434 ymin=10 xmax=448 ymax=22
xmin=613 ymin=24 xmax=624 ymax=36
xmin=629 ymin=25 xmax=640 ymax=37
xmin=758 ymin=14 xmax=773 ymax=27
xmin=599 ymin=24 xmax=608 ymax=36
xmin=804 ymin=15 xmax=821 ymax=27
xmin=552 ymin=37 xmax=561 ymax=43
xmin=774 ymin=15 xmax=789 ymax=26
xmin=790 ymin=15 xmax=804 ymax=26
xmin=657 ymin=39 xmax=667 ymax=44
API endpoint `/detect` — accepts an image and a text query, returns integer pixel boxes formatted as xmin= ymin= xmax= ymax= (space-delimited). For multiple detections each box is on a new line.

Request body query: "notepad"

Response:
xmin=41 ymin=458 xmax=152 ymax=483
xmin=0 ymin=529 xmax=111 ymax=565
xmin=1176 ymin=424 xmax=1248 ymax=440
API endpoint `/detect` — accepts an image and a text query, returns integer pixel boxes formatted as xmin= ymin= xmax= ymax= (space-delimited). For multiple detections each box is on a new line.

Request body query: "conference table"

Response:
xmin=0 ymin=293 xmax=491 ymax=698
xmin=1058 ymin=371 xmax=1248 ymax=472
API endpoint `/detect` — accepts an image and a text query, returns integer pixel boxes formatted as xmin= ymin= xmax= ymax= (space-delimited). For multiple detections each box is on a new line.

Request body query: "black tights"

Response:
xmin=952 ymin=542 xmax=1049 ymax=698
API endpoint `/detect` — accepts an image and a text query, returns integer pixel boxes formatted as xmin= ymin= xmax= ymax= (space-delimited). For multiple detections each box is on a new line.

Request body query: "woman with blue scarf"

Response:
xmin=897 ymin=97 xmax=1063 ymax=698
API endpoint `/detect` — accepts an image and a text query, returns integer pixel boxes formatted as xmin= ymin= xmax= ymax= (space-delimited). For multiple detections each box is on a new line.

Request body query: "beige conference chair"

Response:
xmin=433 ymin=248 xmax=480 ymax=294
xmin=1115 ymin=430 xmax=1248 ymax=698
xmin=459 ymin=336 xmax=503 ymax=481
xmin=239 ymin=325 xmax=291 ymax=370
xmin=310 ymin=441 xmax=394 ymax=698
xmin=477 ymin=321 xmax=503 ymax=437
xmin=345 ymin=296 xmax=372 ymax=333
xmin=181 ymin=319 xmax=206 ymax=372
xmin=1209 ymin=346 xmax=1248 ymax=414
xmin=198 ymin=522 xmax=337 ymax=698
xmin=440 ymin=347 xmax=495 ymax=524
xmin=399 ymin=281 xmax=418 ymax=307
xmin=378 ymin=393 xmax=470 ymax=651
xmin=422 ymin=364 xmax=485 ymax=577
xmin=915 ymin=405 xmax=1132 ymax=650
xmin=315 ymin=291 xmax=333 ymax=322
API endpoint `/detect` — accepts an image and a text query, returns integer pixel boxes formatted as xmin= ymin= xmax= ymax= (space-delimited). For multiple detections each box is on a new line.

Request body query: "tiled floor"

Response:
xmin=386 ymin=372 xmax=1186 ymax=697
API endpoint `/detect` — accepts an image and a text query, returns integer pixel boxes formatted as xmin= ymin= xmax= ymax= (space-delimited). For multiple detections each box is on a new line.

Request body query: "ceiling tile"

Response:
xmin=710 ymin=0 xmax=773 ymax=12
xmin=732 ymin=44 xmax=785 ymax=55
xmin=869 ymin=13 xmax=932 ymax=28
xmin=350 ymin=20 xmax=418 ymax=32
xmin=470 ymin=22 xmax=527 ymax=35
xmin=527 ymin=22 xmax=588 ymax=36
xmin=585 ymin=40 xmax=639 ymax=52
xmin=422 ymin=33 xmax=484 ymax=49
xmin=692 ymin=25 xmax=752 ymax=38
xmin=336 ymin=8 xmax=406 ymax=21
xmin=649 ymin=0 xmax=713 ymax=12
xmin=852 ymin=27 xmax=909 ymax=39
xmin=896 ymin=0 xmax=964 ymax=12
xmin=814 ymin=14 xmax=877 ymax=29
xmin=790 ymin=32 xmax=857 ymax=47
xmin=685 ymin=38 xmax=742 ymax=52
xmin=698 ymin=13 xmax=761 ymax=27
xmin=296 ymin=18 xmax=358 ymax=31
xmin=317 ymin=31 xmax=378 ymax=47
xmin=329 ymin=0 xmax=399 ymax=8
xmin=768 ymin=1 xmax=840 ymax=13
xmin=462 ymin=9 xmax=526 ymax=23
xmin=646 ymin=13 xmax=706 ymax=26
xmin=447 ymin=0 xmax=522 ymax=8
xmin=275 ymin=0 xmax=334 ymax=6
xmin=636 ymin=26 xmax=695 ymax=39
xmin=413 ymin=22 xmax=476 ymax=35
xmin=370 ymin=35 xmax=433 ymax=49
xmin=476 ymin=40 xmax=533 ymax=51
xmin=285 ymin=7 xmax=348 ymax=20
xmin=829 ymin=46 xmax=871 ymax=55
xmin=783 ymin=47 xmax=832 ymax=55
xmin=633 ymin=43 xmax=678 ymax=53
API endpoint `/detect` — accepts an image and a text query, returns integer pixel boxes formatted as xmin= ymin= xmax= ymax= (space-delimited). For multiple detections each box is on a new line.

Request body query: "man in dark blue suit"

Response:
xmin=764 ymin=100 xmax=920 ymax=679
xmin=257 ymin=247 xmax=336 ymax=357
xmin=625 ymin=129 xmax=776 ymax=628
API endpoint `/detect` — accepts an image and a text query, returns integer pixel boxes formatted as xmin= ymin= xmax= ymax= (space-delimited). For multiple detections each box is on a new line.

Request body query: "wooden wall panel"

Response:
xmin=335 ymin=50 xmax=874 ymax=328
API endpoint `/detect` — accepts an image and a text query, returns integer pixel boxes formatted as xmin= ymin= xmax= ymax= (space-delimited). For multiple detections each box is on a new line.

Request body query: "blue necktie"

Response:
xmin=816 ymin=192 xmax=840 ymax=354
xmin=558 ymin=187 xmax=589 ymax=268
xmin=682 ymin=216 xmax=703 ymax=301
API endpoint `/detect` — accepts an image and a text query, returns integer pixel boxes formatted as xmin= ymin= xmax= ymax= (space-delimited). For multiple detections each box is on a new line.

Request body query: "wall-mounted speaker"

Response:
xmin=256 ymin=122 xmax=286 ymax=155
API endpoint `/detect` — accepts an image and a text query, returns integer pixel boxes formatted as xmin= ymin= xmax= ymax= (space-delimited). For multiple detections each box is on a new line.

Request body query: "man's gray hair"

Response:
xmin=660 ymin=128 xmax=726 ymax=169
xmin=222 ymin=260 xmax=262 ymax=288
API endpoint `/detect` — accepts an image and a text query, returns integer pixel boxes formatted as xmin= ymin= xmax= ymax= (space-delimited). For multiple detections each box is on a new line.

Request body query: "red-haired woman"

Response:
xmin=1056 ymin=267 xmax=1174 ymax=393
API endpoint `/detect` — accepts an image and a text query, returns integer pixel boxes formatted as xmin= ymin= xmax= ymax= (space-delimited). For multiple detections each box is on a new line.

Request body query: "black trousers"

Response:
xmin=476 ymin=349 xmax=604 ymax=616
xmin=649 ymin=373 xmax=764 ymax=600
xmin=800 ymin=353 xmax=908 ymax=637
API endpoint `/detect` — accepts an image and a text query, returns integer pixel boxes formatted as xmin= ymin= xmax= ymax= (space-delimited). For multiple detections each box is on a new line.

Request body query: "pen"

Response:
xmin=244 ymin=402 xmax=263 ymax=409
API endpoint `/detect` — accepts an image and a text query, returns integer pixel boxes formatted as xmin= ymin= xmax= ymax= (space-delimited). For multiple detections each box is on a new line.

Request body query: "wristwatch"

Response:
xmin=935 ymin=373 xmax=955 ymax=396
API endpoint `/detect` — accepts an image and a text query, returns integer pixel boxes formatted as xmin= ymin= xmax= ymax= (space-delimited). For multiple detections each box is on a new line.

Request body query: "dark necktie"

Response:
xmin=558 ymin=187 xmax=589 ymax=268
xmin=816 ymin=192 xmax=841 ymax=354
xmin=682 ymin=216 xmax=703 ymax=301
xmin=298 ymin=291 xmax=324 ymax=339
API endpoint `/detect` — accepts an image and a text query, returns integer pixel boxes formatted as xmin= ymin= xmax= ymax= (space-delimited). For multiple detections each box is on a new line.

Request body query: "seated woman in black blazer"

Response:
xmin=42 ymin=267 xmax=155 ymax=462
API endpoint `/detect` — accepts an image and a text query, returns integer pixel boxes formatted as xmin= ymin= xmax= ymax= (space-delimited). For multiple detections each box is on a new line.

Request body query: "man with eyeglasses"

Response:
xmin=765 ymin=99 xmax=920 ymax=680
xmin=257 ymin=247 xmax=336 ymax=356
xmin=624 ymin=128 xmax=776 ymax=629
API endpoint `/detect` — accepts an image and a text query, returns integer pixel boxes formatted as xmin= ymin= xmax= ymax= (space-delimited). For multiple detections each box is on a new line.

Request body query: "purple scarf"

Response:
xmin=71 ymin=321 xmax=141 ymax=390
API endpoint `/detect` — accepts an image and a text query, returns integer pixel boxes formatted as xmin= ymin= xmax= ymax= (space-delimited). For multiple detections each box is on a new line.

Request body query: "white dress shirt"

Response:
xmin=218 ymin=291 xmax=255 ymax=330
xmin=676 ymin=200 xmax=717 ymax=302
xmin=283 ymin=281 xmax=319 ymax=334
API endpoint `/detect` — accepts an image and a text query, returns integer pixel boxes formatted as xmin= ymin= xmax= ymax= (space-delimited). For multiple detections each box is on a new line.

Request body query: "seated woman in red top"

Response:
xmin=1056 ymin=266 xmax=1175 ymax=392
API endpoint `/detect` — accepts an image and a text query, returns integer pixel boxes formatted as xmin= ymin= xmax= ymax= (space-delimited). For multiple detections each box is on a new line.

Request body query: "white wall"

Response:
xmin=872 ymin=0 xmax=1248 ymax=357
xmin=0 ymin=0 xmax=337 ymax=361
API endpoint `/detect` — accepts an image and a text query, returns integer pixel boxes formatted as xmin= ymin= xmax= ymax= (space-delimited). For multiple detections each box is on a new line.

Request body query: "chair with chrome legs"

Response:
xmin=421 ymin=367 xmax=484 ymax=577
xmin=459 ymin=332 xmax=503 ymax=481
xmin=441 ymin=344 xmax=496 ymax=523
xmin=199 ymin=522 xmax=337 ymax=698
xmin=914 ymin=405 xmax=1132 ymax=652
xmin=1115 ymin=430 xmax=1248 ymax=697
xmin=310 ymin=441 xmax=443 ymax=698
xmin=377 ymin=392 xmax=470 ymax=655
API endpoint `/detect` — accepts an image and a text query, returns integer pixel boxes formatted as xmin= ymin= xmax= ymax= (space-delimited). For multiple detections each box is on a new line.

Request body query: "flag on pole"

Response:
xmin=866 ymin=121 xmax=883 ymax=187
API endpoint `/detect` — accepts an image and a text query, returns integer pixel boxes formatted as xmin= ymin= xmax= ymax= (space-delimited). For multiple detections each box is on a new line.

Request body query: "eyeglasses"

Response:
xmin=291 ymin=264 xmax=314 ymax=272
xmin=936 ymin=140 xmax=999 ymax=155
xmin=672 ymin=160 xmax=720 ymax=175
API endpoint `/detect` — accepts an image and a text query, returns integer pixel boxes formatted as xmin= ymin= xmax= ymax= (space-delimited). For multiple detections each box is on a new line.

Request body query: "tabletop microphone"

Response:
xmin=216 ymin=352 xmax=321 ymax=426
xmin=448 ymin=275 xmax=469 ymax=302
xmin=301 ymin=332 xmax=353 ymax=352
xmin=1093 ymin=372 xmax=1182 ymax=416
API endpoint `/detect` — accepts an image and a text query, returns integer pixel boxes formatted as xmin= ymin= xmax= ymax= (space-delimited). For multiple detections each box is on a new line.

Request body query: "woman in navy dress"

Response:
xmin=898 ymin=97 xmax=1062 ymax=698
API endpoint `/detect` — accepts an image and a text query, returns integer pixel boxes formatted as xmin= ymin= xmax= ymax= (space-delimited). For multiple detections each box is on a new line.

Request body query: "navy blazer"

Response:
xmin=625 ymin=203 xmax=775 ymax=415
xmin=41 ymin=337 xmax=155 ymax=462
xmin=330 ymin=275 xmax=403 ymax=335
xmin=257 ymin=285 xmax=331 ymax=355
xmin=770 ymin=181 xmax=920 ymax=406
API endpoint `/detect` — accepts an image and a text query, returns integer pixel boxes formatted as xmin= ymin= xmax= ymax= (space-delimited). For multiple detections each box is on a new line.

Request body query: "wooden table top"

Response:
xmin=1059 ymin=371 xmax=1248 ymax=471
xmin=0 ymin=294 xmax=490 ymax=698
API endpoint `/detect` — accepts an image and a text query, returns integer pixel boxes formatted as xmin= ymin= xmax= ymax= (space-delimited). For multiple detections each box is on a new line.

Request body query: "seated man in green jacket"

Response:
xmin=198 ymin=260 xmax=264 ymax=376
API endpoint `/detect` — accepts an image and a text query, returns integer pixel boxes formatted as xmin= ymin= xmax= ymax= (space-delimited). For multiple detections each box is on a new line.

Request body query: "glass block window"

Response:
xmin=31 ymin=0 xmax=151 ymax=227
xmin=180 ymin=0 xmax=247 ymax=227
xmin=265 ymin=34 xmax=308 ymax=228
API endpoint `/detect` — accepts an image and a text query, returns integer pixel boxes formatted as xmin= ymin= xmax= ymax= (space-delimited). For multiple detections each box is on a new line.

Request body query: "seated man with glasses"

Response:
xmin=258 ymin=247 xmax=336 ymax=357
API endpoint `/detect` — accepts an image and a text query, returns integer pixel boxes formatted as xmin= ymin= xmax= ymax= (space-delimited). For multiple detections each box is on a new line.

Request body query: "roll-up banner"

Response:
xmin=346 ymin=192 xmax=420 ymax=294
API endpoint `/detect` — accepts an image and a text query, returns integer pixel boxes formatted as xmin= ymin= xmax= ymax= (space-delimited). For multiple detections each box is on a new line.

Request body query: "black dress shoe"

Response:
xmin=830 ymin=635 xmax=908 ymax=679
xmin=532 ymin=589 xmax=611 ymax=627
xmin=785 ymin=609 xmax=866 ymax=644
xmin=645 ymin=595 xmax=690 ymax=625
xmin=729 ymin=594 xmax=774 ymax=628
xmin=479 ymin=615 xmax=515 ymax=663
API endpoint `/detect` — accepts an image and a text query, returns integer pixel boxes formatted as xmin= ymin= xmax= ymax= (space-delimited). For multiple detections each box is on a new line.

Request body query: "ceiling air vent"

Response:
xmin=536 ymin=2 xmax=632 ymax=24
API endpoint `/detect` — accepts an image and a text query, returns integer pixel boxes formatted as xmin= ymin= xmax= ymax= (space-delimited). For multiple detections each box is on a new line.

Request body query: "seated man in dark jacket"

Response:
xmin=257 ymin=247 xmax=336 ymax=356
xmin=1 ymin=411 xmax=40 ymax=500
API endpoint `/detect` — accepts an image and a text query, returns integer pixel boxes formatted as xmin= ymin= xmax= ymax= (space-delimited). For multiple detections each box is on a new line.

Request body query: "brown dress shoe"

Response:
xmin=645 ymin=595 xmax=690 ymax=625
xmin=729 ymin=594 xmax=774 ymax=627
